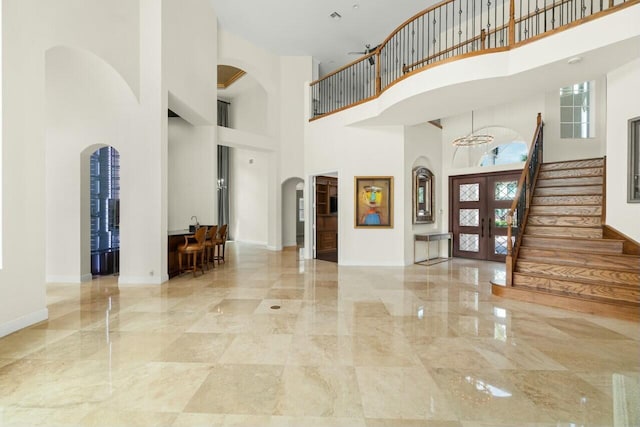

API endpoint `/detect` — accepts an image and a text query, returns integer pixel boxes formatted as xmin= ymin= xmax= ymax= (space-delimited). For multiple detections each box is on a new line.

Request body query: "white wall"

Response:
xmin=230 ymin=148 xmax=269 ymax=245
xmin=306 ymin=108 xmax=406 ymax=265
xmin=228 ymin=77 xmax=268 ymax=134
xmin=543 ymin=75 xmax=607 ymax=162
xmin=279 ymin=56 xmax=313 ymax=182
xmin=168 ymin=117 xmax=216 ymax=231
xmin=606 ymin=59 xmax=640 ymax=242
xmin=163 ymin=0 xmax=217 ymax=125
xmin=1 ymin=0 xmax=48 ymax=336
xmin=403 ymin=124 xmax=443 ymax=264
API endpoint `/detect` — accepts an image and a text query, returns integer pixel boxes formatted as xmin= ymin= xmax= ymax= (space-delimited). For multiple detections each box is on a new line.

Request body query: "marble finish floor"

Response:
xmin=0 ymin=243 xmax=638 ymax=426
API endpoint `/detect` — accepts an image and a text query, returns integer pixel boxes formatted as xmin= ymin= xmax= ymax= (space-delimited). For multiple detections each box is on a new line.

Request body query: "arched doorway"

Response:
xmin=281 ymin=177 xmax=304 ymax=249
xmin=88 ymin=146 xmax=120 ymax=276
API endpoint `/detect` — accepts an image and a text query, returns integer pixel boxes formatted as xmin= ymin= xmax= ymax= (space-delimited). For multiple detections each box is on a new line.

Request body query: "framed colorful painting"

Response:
xmin=354 ymin=176 xmax=393 ymax=228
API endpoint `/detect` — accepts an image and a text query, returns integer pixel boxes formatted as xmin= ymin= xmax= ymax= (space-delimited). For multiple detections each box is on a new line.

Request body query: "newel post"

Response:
xmin=509 ymin=0 xmax=516 ymax=46
xmin=506 ymin=213 xmax=514 ymax=286
xmin=375 ymin=50 xmax=382 ymax=95
xmin=480 ymin=29 xmax=487 ymax=50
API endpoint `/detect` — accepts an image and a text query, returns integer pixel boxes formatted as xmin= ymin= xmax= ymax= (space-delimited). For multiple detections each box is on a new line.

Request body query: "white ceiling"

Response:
xmin=209 ymin=0 xmax=438 ymax=76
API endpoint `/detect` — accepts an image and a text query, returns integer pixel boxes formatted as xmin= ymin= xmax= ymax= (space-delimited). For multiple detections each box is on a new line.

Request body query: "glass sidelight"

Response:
xmin=451 ymin=172 xmax=520 ymax=262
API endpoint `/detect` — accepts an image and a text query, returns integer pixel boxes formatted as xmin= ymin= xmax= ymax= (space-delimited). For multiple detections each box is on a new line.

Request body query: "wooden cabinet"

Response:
xmin=168 ymin=231 xmax=191 ymax=278
xmin=316 ymin=176 xmax=338 ymax=262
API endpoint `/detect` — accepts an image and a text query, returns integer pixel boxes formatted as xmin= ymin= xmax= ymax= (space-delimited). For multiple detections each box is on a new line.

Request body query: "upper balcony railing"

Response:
xmin=310 ymin=0 xmax=637 ymax=119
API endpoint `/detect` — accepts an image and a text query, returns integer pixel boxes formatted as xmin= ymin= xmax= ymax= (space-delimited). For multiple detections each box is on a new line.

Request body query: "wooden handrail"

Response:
xmin=309 ymin=52 xmax=376 ymax=87
xmin=377 ymin=0 xmax=461 ymax=50
xmin=402 ymin=30 xmax=487 ymax=74
xmin=505 ymin=113 xmax=543 ymax=285
xmin=507 ymin=113 xmax=542 ymax=220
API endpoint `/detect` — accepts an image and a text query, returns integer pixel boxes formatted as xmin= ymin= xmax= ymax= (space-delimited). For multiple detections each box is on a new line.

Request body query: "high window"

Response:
xmin=560 ymin=81 xmax=595 ymax=139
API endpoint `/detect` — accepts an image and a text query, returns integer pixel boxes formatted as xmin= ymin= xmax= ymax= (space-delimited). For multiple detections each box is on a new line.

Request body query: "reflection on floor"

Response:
xmin=0 ymin=242 xmax=638 ymax=426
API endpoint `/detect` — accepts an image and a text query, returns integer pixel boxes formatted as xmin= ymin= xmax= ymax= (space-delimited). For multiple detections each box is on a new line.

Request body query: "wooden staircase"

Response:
xmin=494 ymin=157 xmax=640 ymax=320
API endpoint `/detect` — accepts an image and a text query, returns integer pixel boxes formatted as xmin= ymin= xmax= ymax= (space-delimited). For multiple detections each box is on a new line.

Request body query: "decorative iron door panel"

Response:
xmin=451 ymin=171 xmax=521 ymax=262
xmin=452 ymin=176 xmax=488 ymax=260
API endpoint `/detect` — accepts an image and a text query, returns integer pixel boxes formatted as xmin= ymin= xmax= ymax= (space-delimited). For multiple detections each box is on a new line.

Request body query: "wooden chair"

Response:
xmin=178 ymin=226 xmax=207 ymax=277
xmin=213 ymin=224 xmax=228 ymax=264
xmin=203 ymin=225 xmax=218 ymax=270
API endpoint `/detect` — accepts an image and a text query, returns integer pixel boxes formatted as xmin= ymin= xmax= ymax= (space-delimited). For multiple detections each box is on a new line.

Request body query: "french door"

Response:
xmin=450 ymin=171 xmax=520 ymax=262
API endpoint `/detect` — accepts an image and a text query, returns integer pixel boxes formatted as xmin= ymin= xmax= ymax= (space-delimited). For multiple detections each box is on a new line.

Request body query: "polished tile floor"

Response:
xmin=0 ymin=243 xmax=638 ymax=426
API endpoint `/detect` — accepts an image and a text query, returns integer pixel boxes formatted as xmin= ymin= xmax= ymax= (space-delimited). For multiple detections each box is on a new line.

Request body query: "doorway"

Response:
xmin=296 ymin=186 xmax=304 ymax=247
xmin=450 ymin=170 xmax=520 ymax=262
xmin=315 ymin=175 xmax=338 ymax=262
xmin=89 ymin=146 xmax=121 ymax=276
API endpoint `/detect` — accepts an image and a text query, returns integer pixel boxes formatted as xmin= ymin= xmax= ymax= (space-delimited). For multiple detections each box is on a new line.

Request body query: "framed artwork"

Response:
xmin=354 ymin=176 xmax=393 ymax=228
xmin=413 ymin=167 xmax=434 ymax=224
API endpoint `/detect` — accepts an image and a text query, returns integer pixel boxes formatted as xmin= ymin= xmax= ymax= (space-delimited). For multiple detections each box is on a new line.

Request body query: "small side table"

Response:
xmin=414 ymin=232 xmax=453 ymax=266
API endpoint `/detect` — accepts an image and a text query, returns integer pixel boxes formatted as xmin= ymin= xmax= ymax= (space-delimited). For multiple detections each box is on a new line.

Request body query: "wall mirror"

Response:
xmin=413 ymin=167 xmax=434 ymax=224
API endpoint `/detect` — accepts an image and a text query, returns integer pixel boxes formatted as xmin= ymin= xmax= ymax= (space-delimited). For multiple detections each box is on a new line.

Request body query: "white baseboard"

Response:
xmin=339 ymin=260 xmax=404 ymax=267
xmin=80 ymin=273 xmax=93 ymax=282
xmin=236 ymin=239 xmax=267 ymax=246
xmin=46 ymin=275 xmax=84 ymax=284
xmin=0 ymin=308 xmax=49 ymax=338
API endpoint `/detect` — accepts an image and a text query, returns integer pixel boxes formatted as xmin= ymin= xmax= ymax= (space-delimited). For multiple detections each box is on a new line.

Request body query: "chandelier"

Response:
xmin=452 ymin=111 xmax=494 ymax=146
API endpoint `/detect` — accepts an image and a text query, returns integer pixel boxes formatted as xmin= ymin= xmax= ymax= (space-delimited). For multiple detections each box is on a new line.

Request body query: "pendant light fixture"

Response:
xmin=452 ymin=111 xmax=494 ymax=146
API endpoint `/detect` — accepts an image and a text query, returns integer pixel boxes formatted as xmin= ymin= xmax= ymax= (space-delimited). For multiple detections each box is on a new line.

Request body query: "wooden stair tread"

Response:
xmin=534 ymin=186 xmax=602 ymax=196
xmin=524 ymin=225 xmax=603 ymax=238
xmin=538 ymin=167 xmax=603 ymax=179
xmin=512 ymin=272 xmax=639 ymax=305
xmin=532 ymin=195 xmax=603 ymax=205
xmin=511 ymin=279 xmax=639 ymax=307
xmin=515 ymin=261 xmax=639 ymax=287
xmin=521 ymin=235 xmax=624 ymax=242
xmin=536 ymin=177 xmax=603 ymax=187
xmin=518 ymin=256 xmax=639 ymax=274
xmin=518 ymin=247 xmax=640 ymax=271
xmin=527 ymin=215 xmax=602 ymax=227
xmin=540 ymin=158 xmax=605 ymax=170
xmin=492 ymin=283 xmax=640 ymax=321
xmin=521 ymin=235 xmax=624 ymax=254
xmin=529 ymin=205 xmax=602 ymax=215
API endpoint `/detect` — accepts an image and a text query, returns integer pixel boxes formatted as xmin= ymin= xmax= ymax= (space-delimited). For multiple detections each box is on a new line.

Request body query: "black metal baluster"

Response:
xmin=420 ymin=14 xmax=424 ymax=68
xmin=526 ymin=0 xmax=530 ymax=39
xmin=439 ymin=6 xmax=442 ymax=60
xmin=426 ymin=11 xmax=430 ymax=64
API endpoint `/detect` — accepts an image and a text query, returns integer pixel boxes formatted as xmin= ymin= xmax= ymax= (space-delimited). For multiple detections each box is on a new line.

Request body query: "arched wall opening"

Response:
xmin=452 ymin=126 xmax=527 ymax=169
xmin=44 ymin=45 xmax=141 ymax=284
xmin=87 ymin=146 xmax=121 ymax=277
xmin=281 ymin=177 xmax=304 ymax=248
xmin=217 ymin=64 xmax=269 ymax=136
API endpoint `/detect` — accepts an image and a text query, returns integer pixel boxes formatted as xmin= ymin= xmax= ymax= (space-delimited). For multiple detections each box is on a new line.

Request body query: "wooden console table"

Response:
xmin=414 ymin=232 xmax=452 ymax=266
